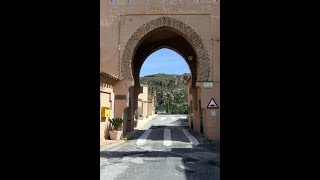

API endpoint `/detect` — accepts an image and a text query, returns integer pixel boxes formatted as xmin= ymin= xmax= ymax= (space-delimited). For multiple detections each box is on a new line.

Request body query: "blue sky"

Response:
xmin=140 ymin=48 xmax=191 ymax=77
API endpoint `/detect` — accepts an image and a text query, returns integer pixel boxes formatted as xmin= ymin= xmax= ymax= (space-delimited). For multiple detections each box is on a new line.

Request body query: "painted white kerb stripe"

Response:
xmin=136 ymin=129 xmax=152 ymax=146
xmin=182 ymin=130 xmax=199 ymax=146
xmin=163 ymin=129 xmax=172 ymax=146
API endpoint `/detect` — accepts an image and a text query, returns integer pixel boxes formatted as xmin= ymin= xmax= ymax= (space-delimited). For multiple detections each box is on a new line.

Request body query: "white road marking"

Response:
xmin=178 ymin=165 xmax=193 ymax=171
xmin=136 ymin=129 xmax=152 ymax=146
xmin=182 ymin=130 xmax=199 ymax=146
xmin=163 ymin=129 xmax=172 ymax=146
xmin=161 ymin=117 xmax=165 ymax=120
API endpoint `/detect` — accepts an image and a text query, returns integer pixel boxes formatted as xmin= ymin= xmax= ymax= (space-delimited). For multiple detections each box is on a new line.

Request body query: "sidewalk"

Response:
xmin=100 ymin=138 xmax=125 ymax=151
xmin=134 ymin=114 xmax=158 ymax=130
xmin=100 ymin=114 xmax=158 ymax=151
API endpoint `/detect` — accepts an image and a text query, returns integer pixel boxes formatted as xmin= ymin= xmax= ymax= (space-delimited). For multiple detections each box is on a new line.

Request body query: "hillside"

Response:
xmin=140 ymin=73 xmax=190 ymax=114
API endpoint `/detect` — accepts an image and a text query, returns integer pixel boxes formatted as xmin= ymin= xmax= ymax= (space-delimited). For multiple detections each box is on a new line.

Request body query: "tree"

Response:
xmin=163 ymin=92 xmax=174 ymax=114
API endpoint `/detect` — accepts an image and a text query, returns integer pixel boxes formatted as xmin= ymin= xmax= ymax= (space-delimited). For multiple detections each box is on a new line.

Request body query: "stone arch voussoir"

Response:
xmin=121 ymin=16 xmax=210 ymax=82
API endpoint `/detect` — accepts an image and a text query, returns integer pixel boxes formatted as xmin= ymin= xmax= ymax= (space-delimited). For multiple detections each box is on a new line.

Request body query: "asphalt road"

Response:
xmin=100 ymin=115 xmax=220 ymax=180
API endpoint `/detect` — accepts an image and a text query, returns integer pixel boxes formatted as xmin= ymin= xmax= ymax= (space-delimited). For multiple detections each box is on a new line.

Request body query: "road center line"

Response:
xmin=182 ymin=130 xmax=199 ymax=146
xmin=136 ymin=129 xmax=152 ymax=146
xmin=163 ymin=129 xmax=172 ymax=146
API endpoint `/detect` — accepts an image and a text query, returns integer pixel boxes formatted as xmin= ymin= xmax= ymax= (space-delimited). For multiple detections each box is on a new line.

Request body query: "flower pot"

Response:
xmin=109 ymin=130 xmax=122 ymax=140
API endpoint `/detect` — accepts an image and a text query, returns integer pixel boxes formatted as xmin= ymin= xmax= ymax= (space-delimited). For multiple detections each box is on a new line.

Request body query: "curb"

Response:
xmin=124 ymin=114 xmax=158 ymax=140
xmin=123 ymin=129 xmax=138 ymax=140
xmin=100 ymin=114 xmax=159 ymax=150
xmin=135 ymin=114 xmax=158 ymax=129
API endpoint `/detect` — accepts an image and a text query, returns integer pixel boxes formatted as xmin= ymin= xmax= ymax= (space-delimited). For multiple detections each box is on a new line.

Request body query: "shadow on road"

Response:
xmin=100 ymin=146 xmax=220 ymax=180
xmin=100 ymin=117 xmax=220 ymax=180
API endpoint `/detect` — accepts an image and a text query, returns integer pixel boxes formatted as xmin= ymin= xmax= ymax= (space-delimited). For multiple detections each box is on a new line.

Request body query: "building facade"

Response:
xmin=147 ymin=91 xmax=156 ymax=117
xmin=137 ymin=85 xmax=148 ymax=118
xmin=100 ymin=72 xmax=119 ymax=139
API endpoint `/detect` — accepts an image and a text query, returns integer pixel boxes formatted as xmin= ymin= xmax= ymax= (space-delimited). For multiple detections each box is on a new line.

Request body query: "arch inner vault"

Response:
xmin=120 ymin=16 xmax=212 ymax=134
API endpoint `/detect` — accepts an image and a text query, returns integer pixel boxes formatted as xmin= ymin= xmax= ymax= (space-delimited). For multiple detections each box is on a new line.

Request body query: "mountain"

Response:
xmin=140 ymin=73 xmax=190 ymax=114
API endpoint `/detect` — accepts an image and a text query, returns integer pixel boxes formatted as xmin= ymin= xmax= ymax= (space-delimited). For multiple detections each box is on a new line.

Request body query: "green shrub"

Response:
xmin=109 ymin=118 xmax=123 ymax=131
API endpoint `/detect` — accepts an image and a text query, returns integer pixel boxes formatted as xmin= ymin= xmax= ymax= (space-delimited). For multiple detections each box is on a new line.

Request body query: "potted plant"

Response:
xmin=109 ymin=118 xmax=123 ymax=140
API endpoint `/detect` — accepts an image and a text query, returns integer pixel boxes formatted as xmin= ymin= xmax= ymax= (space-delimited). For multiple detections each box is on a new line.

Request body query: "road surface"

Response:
xmin=100 ymin=115 xmax=220 ymax=180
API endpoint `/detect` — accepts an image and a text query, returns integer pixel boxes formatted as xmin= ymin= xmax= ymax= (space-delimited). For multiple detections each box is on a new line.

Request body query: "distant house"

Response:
xmin=137 ymin=84 xmax=157 ymax=118
xmin=147 ymin=90 xmax=157 ymax=117
xmin=137 ymin=84 xmax=148 ymax=118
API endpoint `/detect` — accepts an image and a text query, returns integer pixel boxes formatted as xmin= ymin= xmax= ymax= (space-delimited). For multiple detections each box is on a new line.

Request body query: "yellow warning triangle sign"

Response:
xmin=207 ymin=98 xmax=219 ymax=109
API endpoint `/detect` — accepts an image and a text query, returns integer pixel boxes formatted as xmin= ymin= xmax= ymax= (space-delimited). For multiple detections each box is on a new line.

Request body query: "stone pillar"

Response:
xmin=125 ymin=85 xmax=142 ymax=134
xmin=200 ymin=83 xmax=220 ymax=140
xmin=114 ymin=79 xmax=134 ymax=136
xmin=190 ymin=86 xmax=200 ymax=134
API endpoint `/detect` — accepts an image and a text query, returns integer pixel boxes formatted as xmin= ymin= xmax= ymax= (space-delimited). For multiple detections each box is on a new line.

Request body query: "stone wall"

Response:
xmin=101 ymin=0 xmax=220 ymax=82
xmin=101 ymin=0 xmax=220 ymax=140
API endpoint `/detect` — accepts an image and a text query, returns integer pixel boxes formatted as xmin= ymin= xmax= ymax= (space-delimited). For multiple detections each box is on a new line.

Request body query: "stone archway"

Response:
xmin=119 ymin=16 xmax=212 ymax=134
xmin=121 ymin=16 xmax=211 ymax=82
